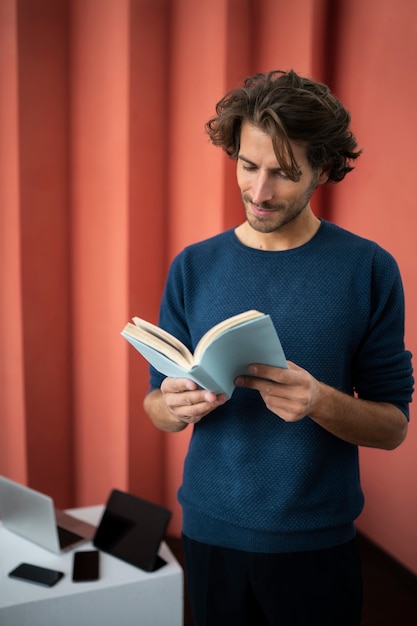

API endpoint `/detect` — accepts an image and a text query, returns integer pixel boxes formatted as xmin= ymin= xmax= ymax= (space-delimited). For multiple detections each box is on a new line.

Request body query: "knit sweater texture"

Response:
xmin=149 ymin=220 xmax=414 ymax=553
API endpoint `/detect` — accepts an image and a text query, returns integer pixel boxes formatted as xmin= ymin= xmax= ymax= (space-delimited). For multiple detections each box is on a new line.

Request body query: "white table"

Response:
xmin=0 ymin=505 xmax=183 ymax=626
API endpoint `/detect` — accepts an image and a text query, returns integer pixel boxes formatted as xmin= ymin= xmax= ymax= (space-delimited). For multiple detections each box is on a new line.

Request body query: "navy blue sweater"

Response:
xmin=150 ymin=221 xmax=413 ymax=553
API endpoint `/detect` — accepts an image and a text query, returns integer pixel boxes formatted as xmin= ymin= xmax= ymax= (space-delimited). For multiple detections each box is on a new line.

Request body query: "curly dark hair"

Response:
xmin=205 ymin=70 xmax=362 ymax=183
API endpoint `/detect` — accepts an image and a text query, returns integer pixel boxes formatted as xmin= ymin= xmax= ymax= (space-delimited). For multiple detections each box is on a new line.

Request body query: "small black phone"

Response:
xmin=72 ymin=549 xmax=100 ymax=582
xmin=8 ymin=563 xmax=64 ymax=587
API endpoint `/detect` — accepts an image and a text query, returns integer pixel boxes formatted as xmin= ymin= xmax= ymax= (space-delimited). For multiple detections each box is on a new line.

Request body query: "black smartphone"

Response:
xmin=72 ymin=549 xmax=100 ymax=582
xmin=8 ymin=563 xmax=64 ymax=587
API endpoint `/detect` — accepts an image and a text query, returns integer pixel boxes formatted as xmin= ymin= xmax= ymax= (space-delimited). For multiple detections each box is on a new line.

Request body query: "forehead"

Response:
xmin=239 ymin=121 xmax=308 ymax=166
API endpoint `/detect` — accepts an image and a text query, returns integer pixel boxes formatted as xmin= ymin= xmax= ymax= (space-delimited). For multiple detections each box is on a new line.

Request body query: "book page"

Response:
xmin=126 ymin=318 xmax=193 ymax=367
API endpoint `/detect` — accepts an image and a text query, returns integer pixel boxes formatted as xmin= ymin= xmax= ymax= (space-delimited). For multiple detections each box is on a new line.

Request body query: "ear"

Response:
xmin=317 ymin=165 xmax=331 ymax=186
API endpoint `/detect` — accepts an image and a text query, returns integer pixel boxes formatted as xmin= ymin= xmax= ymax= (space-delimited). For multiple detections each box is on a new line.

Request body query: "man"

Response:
xmin=144 ymin=70 xmax=414 ymax=625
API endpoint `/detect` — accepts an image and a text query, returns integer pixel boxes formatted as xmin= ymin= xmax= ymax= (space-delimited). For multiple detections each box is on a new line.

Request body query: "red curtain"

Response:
xmin=1 ymin=0 xmax=416 ymax=574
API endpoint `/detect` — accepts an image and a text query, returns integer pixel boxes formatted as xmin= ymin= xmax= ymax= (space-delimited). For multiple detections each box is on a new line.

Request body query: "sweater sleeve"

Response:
xmin=353 ymin=246 xmax=414 ymax=418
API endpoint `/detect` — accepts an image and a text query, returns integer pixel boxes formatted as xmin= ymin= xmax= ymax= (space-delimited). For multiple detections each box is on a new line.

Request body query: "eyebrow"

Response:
xmin=238 ymin=155 xmax=256 ymax=166
xmin=238 ymin=154 xmax=290 ymax=175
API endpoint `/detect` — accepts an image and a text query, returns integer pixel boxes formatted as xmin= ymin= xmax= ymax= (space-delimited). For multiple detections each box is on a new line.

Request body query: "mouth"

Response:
xmin=250 ymin=203 xmax=278 ymax=218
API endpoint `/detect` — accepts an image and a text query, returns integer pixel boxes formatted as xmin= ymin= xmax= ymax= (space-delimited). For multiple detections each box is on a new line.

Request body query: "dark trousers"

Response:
xmin=182 ymin=534 xmax=363 ymax=626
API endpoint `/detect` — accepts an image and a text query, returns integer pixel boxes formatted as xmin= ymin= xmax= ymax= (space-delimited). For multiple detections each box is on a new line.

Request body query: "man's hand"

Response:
xmin=235 ymin=361 xmax=320 ymax=422
xmin=161 ymin=378 xmax=227 ymax=425
xmin=143 ymin=378 xmax=227 ymax=432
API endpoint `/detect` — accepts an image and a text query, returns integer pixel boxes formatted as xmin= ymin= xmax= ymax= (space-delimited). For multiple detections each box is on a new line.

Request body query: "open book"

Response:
xmin=121 ymin=310 xmax=287 ymax=399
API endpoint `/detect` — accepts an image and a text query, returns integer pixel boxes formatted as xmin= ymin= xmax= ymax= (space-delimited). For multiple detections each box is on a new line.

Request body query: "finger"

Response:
xmin=234 ymin=374 xmax=276 ymax=391
xmin=247 ymin=363 xmax=294 ymax=383
xmin=161 ymin=377 xmax=199 ymax=393
xmin=166 ymin=390 xmax=226 ymax=421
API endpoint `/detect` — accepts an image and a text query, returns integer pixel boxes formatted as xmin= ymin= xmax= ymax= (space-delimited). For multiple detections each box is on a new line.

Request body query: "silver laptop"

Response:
xmin=0 ymin=475 xmax=96 ymax=553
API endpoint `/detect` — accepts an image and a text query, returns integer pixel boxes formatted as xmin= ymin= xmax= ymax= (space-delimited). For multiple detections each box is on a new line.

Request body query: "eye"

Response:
xmin=273 ymin=170 xmax=290 ymax=180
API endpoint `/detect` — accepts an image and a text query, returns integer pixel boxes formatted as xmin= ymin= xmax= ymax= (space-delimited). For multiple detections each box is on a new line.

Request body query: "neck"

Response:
xmin=235 ymin=209 xmax=321 ymax=251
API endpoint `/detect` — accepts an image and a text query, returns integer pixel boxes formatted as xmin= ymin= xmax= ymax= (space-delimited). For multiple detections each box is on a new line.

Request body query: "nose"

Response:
xmin=250 ymin=172 xmax=274 ymax=205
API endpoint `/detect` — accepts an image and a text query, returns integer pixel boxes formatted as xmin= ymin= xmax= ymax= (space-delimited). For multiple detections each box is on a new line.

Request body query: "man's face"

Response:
xmin=236 ymin=121 xmax=326 ymax=235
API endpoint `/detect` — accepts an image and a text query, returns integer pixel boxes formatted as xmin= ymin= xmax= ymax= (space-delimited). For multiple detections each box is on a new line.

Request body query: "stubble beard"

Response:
xmin=242 ymin=174 xmax=319 ymax=234
xmin=244 ymin=199 xmax=308 ymax=233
